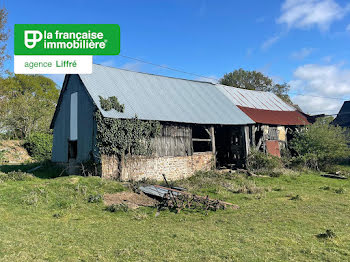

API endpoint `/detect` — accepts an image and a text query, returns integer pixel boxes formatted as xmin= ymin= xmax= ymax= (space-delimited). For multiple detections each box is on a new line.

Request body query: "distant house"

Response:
xmin=50 ymin=64 xmax=309 ymax=181
xmin=333 ymin=101 xmax=350 ymax=128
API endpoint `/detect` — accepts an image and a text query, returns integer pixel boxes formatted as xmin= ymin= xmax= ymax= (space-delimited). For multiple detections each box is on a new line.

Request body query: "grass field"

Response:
xmin=0 ymin=164 xmax=349 ymax=261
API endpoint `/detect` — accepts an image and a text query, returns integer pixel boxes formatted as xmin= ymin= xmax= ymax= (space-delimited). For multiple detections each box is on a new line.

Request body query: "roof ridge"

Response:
xmin=215 ymin=83 xmax=275 ymax=95
xmin=92 ymin=63 xmax=216 ymax=85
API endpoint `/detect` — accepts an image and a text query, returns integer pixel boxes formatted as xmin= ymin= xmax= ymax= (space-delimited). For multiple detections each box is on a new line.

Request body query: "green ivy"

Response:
xmin=94 ymin=111 xmax=161 ymax=158
xmin=99 ymin=96 xmax=125 ymax=112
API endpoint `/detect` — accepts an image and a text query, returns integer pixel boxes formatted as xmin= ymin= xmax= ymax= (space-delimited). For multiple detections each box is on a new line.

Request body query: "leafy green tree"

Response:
xmin=0 ymin=75 xmax=59 ymax=138
xmin=220 ymin=68 xmax=292 ymax=104
xmin=290 ymin=117 xmax=350 ymax=170
xmin=0 ymin=8 xmax=9 ymax=72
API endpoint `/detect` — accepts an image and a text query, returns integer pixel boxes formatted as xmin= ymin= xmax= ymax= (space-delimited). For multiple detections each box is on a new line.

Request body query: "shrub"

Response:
xmin=290 ymin=117 xmax=350 ymax=170
xmin=247 ymin=149 xmax=282 ymax=171
xmin=334 ymin=188 xmax=345 ymax=194
xmin=24 ymin=132 xmax=53 ymax=161
xmin=0 ymin=149 xmax=8 ymax=163
xmin=0 ymin=171 xmax=34 ymax=182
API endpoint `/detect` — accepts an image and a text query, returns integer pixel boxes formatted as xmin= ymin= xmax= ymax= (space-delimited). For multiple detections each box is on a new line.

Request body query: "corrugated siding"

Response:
xmin=216 ymin=84 xmax=295 ymax=111
xmin=52 ymin=75 xmax=96 ymax=163
xmin=52 ymin=90 xmax=69 ymax=162
xmin=78 ymin=64 xmax=254 ymax=125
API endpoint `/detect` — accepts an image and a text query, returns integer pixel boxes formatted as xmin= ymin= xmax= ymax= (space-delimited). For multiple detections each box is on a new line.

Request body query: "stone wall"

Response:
xmin=101 ymin=155 xmax=120 ymax=180
xmin=101 ymin=152 xmax=213 ymax=181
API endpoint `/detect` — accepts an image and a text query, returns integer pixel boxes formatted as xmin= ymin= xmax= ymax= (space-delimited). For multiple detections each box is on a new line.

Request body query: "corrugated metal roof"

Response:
xmin=78 ymin=64 xmax=254 ymax=125
xmin=216 ymin=84 xmax=296 ymax=111
xmin=237 ymin=106 xmax=310 ymax=125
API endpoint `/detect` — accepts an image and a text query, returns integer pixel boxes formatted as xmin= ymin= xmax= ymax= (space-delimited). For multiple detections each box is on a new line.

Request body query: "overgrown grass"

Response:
xmin=0 ymin=168 xmax=349 ymax=261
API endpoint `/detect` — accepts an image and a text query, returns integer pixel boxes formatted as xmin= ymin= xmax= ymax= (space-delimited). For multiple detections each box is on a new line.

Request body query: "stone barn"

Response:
xmin=50 ymin=64 xmax=309 ymax=180
xmin=50 ymin=64 xmax=254 ymax=180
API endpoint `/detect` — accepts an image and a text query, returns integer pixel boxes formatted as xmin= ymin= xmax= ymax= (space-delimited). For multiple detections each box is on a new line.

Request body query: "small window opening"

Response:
xmin=68 ymin=141 xmax=77 ymax=159
xmin=192 ymin=125 xmax=211 ymax=152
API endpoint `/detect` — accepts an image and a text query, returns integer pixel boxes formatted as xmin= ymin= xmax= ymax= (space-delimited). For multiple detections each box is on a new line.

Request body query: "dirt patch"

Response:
xmin=0 ymin=140 xmax=32 ymax=164
xmin=104 ymin=192 xmax=158 ymax=209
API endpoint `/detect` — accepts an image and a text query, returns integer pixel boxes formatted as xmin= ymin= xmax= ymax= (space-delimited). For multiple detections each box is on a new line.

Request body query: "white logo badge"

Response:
xmin=24 ymin=30 xmax=43 ymax=49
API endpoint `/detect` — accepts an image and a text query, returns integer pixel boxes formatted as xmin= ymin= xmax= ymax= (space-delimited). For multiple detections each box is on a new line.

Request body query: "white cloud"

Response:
xmin=290 ymin=47 xmax=315 ymax=60
xmin=261 ymin=35 xmax=281 ymax=50
xmin=290 ymin=63 xmax=350 ymax=114
xmin=277 ymin=0 xmax=350 ymax=31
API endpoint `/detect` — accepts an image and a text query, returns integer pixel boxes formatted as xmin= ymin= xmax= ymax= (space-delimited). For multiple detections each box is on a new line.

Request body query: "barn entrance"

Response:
xmin=215 ymin=126 xmax=246 ymax=169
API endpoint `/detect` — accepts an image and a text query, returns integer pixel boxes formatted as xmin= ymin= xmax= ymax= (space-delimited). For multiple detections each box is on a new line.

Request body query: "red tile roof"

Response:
xmin=237 ymin=106 xmax=310 ymax=125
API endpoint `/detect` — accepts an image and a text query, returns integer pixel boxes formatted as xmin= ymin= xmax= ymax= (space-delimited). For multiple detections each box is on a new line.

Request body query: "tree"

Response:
xmin=0 ymin=75 xmax=59 ymax=138
xmin=220 ymin=68 xmax=292 ymax=104
xmin=0 ymin=8 xmax=9 ymax=73
xmin=290 ymin=117 xmax=350 ymax=170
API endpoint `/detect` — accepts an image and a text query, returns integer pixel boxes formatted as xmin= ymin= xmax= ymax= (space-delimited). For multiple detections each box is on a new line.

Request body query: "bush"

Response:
xmin=24 ymin=132 xmax=53 ymax=161
xmin=0 ymin=149 xmax=8 ymax=163
xmin=290 ymin=117 xmax=350 ymax=170
xmin=0 ymin=171 xmax=34 ymax=182
xmin=246 ymin=149 xmax=282 ymax=171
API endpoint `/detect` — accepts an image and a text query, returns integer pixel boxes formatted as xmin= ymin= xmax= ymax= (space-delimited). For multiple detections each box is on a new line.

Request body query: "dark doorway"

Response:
xmin=215 ymin=126 xmax=245 ymax=168
xmin=68 ymin=140 xmax=77 ymax=159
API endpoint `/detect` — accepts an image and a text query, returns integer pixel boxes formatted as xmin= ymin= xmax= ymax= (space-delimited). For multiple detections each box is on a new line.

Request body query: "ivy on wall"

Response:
xmin=94 ymin=105 xmax=161 ymax=158
xmin=99 ymin=96 xmax=125 ymax=112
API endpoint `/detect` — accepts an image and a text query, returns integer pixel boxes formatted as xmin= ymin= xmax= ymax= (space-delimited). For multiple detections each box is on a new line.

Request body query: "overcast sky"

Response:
xmin=5 ymin=0 xmax=350 ymax=115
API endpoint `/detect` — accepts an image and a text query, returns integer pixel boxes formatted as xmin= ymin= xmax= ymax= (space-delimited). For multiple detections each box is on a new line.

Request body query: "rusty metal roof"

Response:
xmin=215 ymin=84 xmax=309 ymax=125
xmin=237 ymin=106 xmax=310 ymax=125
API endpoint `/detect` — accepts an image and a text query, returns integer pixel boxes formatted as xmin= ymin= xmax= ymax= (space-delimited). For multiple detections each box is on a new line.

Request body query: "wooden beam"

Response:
xmin=192 ymin=138 xmax=211 ymax=142
xmin=204 ymin=128 xmax=211 ymax=137
xmin=251 ymin=125 xmax=256 ymax=147
xmin=210 ymin=126 xmax=216 ymax=168
xmin=242 ymin=126 xmax=250 ymax=158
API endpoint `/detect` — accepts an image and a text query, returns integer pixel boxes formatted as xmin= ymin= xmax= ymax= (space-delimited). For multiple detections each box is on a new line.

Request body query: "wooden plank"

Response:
xmin=204 ymin=128 xmax=211 ymax=136
xmin=210 ymin=126 xmax=216 ymax=168
xmin=192 ymin=138 xmax=212 ymax=142
xmin=251 ymin=125 xmax=256 ymax=147
xmin=242 ymin=126 xmax=250 ymax=158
